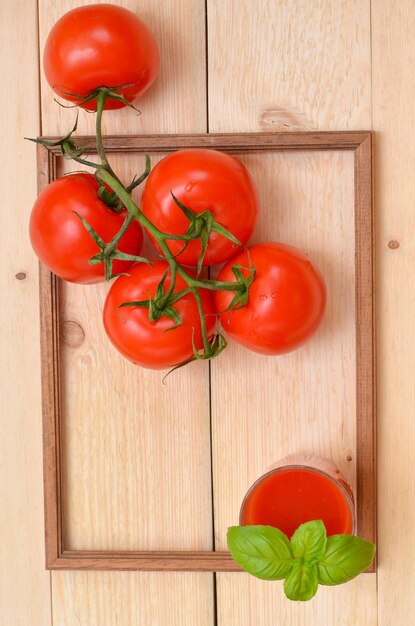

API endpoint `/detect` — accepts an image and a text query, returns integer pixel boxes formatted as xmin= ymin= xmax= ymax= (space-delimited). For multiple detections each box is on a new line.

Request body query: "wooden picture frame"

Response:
xmin=37 ymin=131 xmax=375 ymax=572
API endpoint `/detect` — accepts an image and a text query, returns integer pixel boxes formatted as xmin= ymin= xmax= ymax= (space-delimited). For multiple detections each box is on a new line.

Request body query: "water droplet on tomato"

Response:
xmin=271 ymin=292 xmax=278 ymax=299
xmin=231 ymin=243 xmax=238 ymax=249
xmin=184 ymin=181 xmax=197 ymax=192
xmin=250 ymin=312 xmax=258 ymax=321
xmin=259 ymin=294 xmax=268 ymax=301
xmin=248 ymin=330 xmax=259 ymax=339
xmin=211 ymin=234 xmax=217 ymax=241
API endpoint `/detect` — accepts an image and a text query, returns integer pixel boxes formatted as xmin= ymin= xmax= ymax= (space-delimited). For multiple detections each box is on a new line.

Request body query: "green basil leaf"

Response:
xmin=317 ymin=535 xmax=376 ymax=586
xmin=227 ymin=525 xmax=293 ymax=580
xmin=283 ymin=560 xmax=318 ymax=601
xmin=291 ymin=520 xmax=327 ymax=562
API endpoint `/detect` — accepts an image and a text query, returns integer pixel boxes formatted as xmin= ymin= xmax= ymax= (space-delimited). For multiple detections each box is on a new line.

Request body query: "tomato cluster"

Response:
xmin=30 ymin=4 xmax=327 ymax=371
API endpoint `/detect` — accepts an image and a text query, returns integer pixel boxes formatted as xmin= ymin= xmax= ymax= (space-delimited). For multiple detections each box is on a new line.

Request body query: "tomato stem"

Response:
xmin=96 ymin=168 xmax=250 ymax=360
xmin=95 ymin=91 xmax=110 ymax=168
xmin=105 ymin=212 xmax=135 ymax=255
xmin=96 ymin=169 xmax=247 ymax=293
xmin=55 ymin=89 xmax=254 ymax=366
xmin=192 ymin=288 xmax=211 ymax=355
xmin=94 ymin=90 xmax=125 ymax=194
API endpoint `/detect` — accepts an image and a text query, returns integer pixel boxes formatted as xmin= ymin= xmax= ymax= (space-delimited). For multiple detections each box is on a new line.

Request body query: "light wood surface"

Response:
xmin=372 ymin=2 xmax=415 ymax=625
xmin=216 ymin=573 xmax=377 ymax=626
xmin=59 ymin=276 xmax=213 ymax=553
xmin=52 ymin=571 xmax=214 ymax=626
xmin=207 ymin=0 xmax=371 ymax=133
xmin=2 ymin=1 xmax=415 ymax=625
xmin=0 ymin=2 xmax=51 ymax=626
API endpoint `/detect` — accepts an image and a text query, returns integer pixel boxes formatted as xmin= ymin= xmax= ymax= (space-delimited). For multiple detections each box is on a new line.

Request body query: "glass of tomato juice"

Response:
xmin=239 ymin=454 xmax=355 ymax=538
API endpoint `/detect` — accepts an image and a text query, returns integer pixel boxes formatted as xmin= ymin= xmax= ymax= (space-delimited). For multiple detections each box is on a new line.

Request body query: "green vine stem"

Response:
xmin=96 ymin=169 xmax=249 ymax=293
xmin=192 ymin=287 xmax=211 ymax=355
xmin=96 ymin=167 xmax=251 ymax=359
xmin=51 ymin=87 xmax=255 ymax=362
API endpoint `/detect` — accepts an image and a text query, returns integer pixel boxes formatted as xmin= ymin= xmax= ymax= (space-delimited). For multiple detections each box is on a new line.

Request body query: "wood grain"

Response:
xmin=38 ymin=146 xmax=61 ymax=566
xmin=216 ymin=573 xmax=377 ymax=626
xmin=58 ymin=274 xmax=213 ymax=553
xmin=52 ymin=571 xmax=214 ymax=626
xmin=372 ymin=2 xmax=415 ymax=624
xmin=0 ymin=1 xmax=51 ymax=625
xmin=206 ymin=0 xmax=376 ymax=624
xmin=207 ymin=0 xmax=371 ymax=133
xmin=37 ymin=0 xmax=213 ymax=623
xmin=354 ymin=135 xmax=376 ymax=555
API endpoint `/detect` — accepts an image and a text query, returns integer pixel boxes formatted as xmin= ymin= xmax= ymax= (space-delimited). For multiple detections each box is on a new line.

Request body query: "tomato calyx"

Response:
xmin=170 ymin=192 xmax=242 ymax=274
xmin=74 ymin=211 xmax=149 ymax=281
xmin=25 ymin=113 xmax=97 ymax=169
xmin=69 ymin=157 xmax=152 ymax=280
xmin=217 ymin=258 xmax=257 ymax=313
xmin=192 ymin=331 xmax=227 ymax=361
xmin=54 ymin=84 xmax=142 ymax=114
xmin=119 ymin=268 xmax=188 ymax=331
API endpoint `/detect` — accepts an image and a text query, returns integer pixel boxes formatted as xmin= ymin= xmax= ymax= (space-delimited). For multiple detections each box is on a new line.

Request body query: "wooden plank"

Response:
xmin=52 ymin=572 xmax=214 ymax=626
xmin=217 ymin=574 xmax=377 ymax=626
xmin=0 ymin=1 xmax=51 ymax=625
xmin=58 ymin=264 xmax=213 ymax=553
xmin=207 ymin=0 xmax=371 ymax=133
xmin=207 ymin=0 xmax=377 ymax=623
xmin=372 ymin=2 xmax=415 ymax=624
xmin=37 ymin=0 xmax=213 ymax=623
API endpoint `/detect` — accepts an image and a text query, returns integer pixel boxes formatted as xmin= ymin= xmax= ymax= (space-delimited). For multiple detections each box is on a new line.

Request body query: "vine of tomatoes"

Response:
xmin=29 ymin=4 xmax=326 ymax=372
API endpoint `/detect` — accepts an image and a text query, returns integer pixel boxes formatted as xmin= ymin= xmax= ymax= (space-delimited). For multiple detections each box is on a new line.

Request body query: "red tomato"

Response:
xmin=214 ymin=242 xmax=326 ymax=355
xmin=141 ymin=149 xmax=259 ymax=266
xmin=43 ymin=4 xmax=160 ymax=110
xmin=103 ymin=262 xmax=216 ymax=369
xmin=29 ymin=173 xmax=143 ymax=284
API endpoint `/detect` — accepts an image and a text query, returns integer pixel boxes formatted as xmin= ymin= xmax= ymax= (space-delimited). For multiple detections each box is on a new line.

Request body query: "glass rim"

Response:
xmin=239 ymin=463 xmax=356 ymax=534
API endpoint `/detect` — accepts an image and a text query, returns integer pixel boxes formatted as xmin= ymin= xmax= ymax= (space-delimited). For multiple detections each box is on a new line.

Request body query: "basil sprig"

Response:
xmin=227 ymin=520 xmax=375 ymax=602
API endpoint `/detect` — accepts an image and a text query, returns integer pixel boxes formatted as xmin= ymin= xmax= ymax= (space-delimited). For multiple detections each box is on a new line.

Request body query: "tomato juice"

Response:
xmin=240 ymin=462 xmax=355 ymax=538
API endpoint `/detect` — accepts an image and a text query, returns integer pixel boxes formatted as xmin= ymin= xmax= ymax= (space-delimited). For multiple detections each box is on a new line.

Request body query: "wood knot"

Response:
xmin=15 ymin=272 xmax=27 ymax=280
xmin=60 ymin=320 xmax=85 ymax=348
xmin=260 ymin=105 xmax=315 ymax=132
xmin=388 ymin=240 xmax=400 ymax=249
